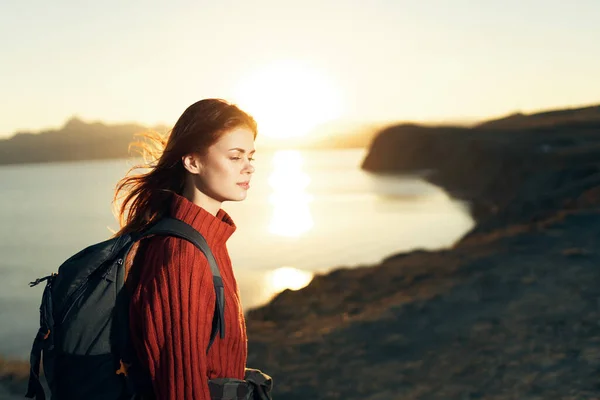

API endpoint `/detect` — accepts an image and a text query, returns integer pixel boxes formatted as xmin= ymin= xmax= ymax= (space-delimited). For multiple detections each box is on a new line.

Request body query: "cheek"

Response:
xmin=203 ymin=160 xmax=236 ymax=184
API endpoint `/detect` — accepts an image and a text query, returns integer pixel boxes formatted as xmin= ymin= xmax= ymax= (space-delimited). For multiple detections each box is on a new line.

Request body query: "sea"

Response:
xmin=0 ymin=148 xmax=474 ymax=360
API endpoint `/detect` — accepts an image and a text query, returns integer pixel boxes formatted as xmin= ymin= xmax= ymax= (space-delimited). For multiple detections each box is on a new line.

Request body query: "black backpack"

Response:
xmin=25 ymin=217 xmax=226 ymax=400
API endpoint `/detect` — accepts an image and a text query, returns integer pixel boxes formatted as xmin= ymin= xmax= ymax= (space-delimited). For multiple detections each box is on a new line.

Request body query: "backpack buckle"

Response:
xmin=34 ymin=327 xmax=51 ymax=341
xmin=116 ymin=359 xmax=131 ymax=377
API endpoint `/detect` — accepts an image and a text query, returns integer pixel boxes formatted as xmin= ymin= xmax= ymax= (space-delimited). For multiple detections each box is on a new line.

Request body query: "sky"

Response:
xmin=1 ymin=0 xmax=600 ymax=138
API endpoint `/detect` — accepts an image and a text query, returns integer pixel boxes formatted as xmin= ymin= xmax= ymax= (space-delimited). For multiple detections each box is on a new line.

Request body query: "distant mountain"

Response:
xmin=0 ymin=118 xmax=380 ymax=166
xmin=0 ymin=118 xmax=170 ymax=166
xmin=476 ymin=104 xmax=600 ymax=129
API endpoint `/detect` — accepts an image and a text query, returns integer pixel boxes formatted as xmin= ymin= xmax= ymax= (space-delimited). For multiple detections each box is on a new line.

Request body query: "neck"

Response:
xmin=181 ymin=185 xmax=222 ymax=216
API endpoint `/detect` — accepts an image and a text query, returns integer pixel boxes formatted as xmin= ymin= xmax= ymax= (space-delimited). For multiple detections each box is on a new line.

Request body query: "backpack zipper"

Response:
xmin=102 ymin=258 xmax=122 ymax=282
xmin=58 ymin=277 xmax=92 ymax=325
xmin=58 ymin=258 xmax=123 ymax=325
xmin=29 ymin=273 xmax=56 ymax=287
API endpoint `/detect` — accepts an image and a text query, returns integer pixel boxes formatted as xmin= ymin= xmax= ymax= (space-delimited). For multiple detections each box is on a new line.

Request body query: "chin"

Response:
xmin=224 ymin=192 xmax=248 ymax=202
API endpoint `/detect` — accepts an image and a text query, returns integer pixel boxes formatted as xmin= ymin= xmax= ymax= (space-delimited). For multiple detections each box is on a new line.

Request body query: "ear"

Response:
xmin=182 ymin=153 xmax=203 ymax=175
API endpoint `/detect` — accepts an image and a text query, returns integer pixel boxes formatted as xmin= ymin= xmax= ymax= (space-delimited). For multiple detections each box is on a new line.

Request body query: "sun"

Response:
xmin=233 ymin=60 xmax=343 ymax=140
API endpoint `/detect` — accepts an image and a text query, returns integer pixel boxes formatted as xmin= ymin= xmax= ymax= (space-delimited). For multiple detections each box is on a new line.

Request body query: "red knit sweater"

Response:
xmin=127 ymin=194 xmax=247 ymax=399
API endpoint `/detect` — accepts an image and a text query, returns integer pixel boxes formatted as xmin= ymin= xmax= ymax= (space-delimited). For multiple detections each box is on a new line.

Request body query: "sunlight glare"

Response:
xmin=268 ymin=266 xmax=314 ymax=293
xmin=234 ymin=60 xmax=343 ymax=139
xmin=268 ymin=150 xmax=314 ymax=237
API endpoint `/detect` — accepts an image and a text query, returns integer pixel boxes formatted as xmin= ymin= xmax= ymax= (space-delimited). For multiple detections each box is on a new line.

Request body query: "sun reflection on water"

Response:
xmin=268 ymin=150 xmax=314 ymax=237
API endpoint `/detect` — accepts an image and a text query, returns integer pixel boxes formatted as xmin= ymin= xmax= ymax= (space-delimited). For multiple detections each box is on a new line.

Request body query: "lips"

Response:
xmin=237 ymin=182 xmax=250 ymax=189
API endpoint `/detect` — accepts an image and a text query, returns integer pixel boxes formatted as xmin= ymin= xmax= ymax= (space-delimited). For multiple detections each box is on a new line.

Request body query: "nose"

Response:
xmin=243 ymin=158 xmax=255 ymax=174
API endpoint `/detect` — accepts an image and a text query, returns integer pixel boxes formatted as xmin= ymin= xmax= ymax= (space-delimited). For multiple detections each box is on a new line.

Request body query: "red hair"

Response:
xmin=112 ymin=99 xmax=257 ymax=236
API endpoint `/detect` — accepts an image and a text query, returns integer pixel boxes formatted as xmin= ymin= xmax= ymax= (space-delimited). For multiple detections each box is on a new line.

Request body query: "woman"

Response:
xmin=112 ymin=98 xmax=258 ymax=399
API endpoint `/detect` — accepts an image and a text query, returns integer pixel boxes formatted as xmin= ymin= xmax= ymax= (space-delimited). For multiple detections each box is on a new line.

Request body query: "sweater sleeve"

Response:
xmin=131 ymin=236 xmax=216 ymax=400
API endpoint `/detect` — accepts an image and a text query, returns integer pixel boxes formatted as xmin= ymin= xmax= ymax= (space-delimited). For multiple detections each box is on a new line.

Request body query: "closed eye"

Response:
xmin=230 ymin=157 xmax=256 ymax=161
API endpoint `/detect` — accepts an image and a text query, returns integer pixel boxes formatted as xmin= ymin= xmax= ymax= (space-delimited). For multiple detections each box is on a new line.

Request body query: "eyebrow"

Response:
xmin=228 ymin=148 xmax=256 ymax=154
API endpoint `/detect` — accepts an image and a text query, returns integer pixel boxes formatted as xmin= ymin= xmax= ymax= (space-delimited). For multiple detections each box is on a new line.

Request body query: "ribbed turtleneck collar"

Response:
xmin=169 ymin=193 xmax=236 ymax=247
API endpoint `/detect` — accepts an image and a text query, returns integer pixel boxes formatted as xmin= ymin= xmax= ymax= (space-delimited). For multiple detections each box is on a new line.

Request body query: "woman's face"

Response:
xmin=191 ymin=126 xmax=256 ymax=203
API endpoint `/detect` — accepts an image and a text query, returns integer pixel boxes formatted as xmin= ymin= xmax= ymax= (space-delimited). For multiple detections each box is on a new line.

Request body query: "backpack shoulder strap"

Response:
xmin=134 ymin=217 xmax=226 ymax=348
xmin=117 ymin=217 xmax=228 ymax=397
xmin=138 ymin=218 xmax=221 ymax=281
